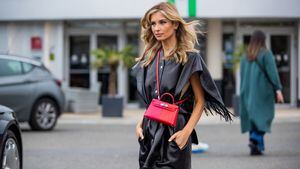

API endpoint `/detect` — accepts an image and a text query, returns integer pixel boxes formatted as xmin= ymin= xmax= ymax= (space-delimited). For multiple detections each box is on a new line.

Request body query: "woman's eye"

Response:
xmin=159 ymin=20 xmax=166 ymax=24
xmin=151 ymin=22 xmax=156 ymax=26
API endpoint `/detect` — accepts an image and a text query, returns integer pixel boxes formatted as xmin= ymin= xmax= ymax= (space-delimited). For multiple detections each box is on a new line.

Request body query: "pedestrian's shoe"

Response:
xmin=248 ymin=141 xmax=263 ymax=156
xmin=192 ymin=142 xmax=209 ymax=154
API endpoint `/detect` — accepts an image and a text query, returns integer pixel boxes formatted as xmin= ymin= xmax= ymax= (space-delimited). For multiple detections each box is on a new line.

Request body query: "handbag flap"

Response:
xmin=145 ymin=99 xmax=179 ymax=127
xmin=151 ymin=99 xmax=179 ymax=111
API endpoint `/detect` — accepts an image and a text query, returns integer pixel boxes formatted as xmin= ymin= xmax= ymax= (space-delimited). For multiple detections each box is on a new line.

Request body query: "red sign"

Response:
xmin=31 ymin=37 xmax=42 ymax=50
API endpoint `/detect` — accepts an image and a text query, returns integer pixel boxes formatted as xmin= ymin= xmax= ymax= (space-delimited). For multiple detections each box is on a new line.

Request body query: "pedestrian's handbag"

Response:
xmin=144 ymin=51 xmax=186 ymax=127
xmin=255 ymin=58 xmax=277 ymax=100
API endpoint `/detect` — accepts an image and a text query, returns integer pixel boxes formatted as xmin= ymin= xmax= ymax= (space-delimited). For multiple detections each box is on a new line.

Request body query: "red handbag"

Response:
xmin=144 ymin=51 xmax=187 ymax=127
xmin=144 ymin=93 xmax=179 ymax=127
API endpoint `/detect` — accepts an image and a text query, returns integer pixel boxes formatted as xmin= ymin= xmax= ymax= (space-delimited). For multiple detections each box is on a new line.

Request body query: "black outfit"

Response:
xmin=132 ymin=50 xmax=232 ymax=169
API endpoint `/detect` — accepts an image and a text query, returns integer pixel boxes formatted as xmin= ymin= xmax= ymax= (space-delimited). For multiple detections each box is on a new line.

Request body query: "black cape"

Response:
xmin=132 ymin=51 xmax=232 ymax=169
xmin=132 ymin=51 xmax=232 ymax=121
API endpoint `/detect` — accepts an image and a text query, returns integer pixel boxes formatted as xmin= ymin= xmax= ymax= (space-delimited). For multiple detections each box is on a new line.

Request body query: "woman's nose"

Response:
xmin=153 ymin=25 xmax=161 ymax=31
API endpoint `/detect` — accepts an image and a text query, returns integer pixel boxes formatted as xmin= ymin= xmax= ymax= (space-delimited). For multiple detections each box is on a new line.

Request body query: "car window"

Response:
xmin=34 ymin=66 xmax=51 ymax=77
xmin=22 ymin=62 xmax=34 ymax=73
xmin=0 ymin=58 xmax=23 ymax=77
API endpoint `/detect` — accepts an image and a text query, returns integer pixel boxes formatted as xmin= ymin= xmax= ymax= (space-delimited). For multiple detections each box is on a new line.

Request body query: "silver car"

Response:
xmin=0 ymin=54 xmax=65 ymax=131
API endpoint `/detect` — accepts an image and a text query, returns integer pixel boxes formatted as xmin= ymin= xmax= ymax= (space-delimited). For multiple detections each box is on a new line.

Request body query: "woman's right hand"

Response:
xmin=276 ymin=90 xmax=284 ymax=103
xmin=136 ymin=122 xmax=144 ymax=140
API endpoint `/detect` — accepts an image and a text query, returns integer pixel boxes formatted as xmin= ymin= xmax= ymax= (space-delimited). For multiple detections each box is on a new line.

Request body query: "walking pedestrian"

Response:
xmin=240 ymin=30 xmax=284 ymax=155
xmin=132 ymin=2 xmax=232 ymax=168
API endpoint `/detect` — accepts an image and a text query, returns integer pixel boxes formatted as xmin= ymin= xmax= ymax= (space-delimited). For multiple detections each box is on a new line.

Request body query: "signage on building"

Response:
xmin=31 ymin=37 xmax=42 ymax=51
xmin=168 ymin=0 xmax=196 ymax=17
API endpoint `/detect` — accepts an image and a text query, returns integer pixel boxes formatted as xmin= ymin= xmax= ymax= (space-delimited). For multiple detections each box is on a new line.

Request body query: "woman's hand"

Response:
xmin=136 ymin=122 xmax=144 ymax=140
xmin=168 ymin=130 xmax=190 ymax=149
xmin=276 ymin=90 xmax=284 ymax=103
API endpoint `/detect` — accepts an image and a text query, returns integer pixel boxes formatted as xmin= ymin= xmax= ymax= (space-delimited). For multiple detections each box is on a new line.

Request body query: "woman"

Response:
xmin=132 ymin=2 xmax=232 ymax=168
xmin=240 ymin=30 xmax=284 ymax=155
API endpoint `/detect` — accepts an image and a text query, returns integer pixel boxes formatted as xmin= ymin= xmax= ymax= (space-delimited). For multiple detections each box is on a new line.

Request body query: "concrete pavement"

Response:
xmin=23 ymin=115 xmax=300 ymax=169
xmin=22 ymin=106 xmax=300 ymax=169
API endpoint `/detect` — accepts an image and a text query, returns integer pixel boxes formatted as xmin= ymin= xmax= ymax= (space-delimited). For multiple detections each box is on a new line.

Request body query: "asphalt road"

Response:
xmin=21 ymin=121 xmax=300 ymax=169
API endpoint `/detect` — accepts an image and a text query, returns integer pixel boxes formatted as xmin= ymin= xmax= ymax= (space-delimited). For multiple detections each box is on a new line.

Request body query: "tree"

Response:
xmin=91 ymin=45 xmax=136 ymax=96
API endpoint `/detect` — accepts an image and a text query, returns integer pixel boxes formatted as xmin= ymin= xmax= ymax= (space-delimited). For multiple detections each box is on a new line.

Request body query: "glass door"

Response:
xmin=97 ymin=35 xmax=118 ymax=102
xmin=270 ymin=35 xmax=291 ymax=103
xmin=222 ymin=33 xmax=235 ymax=107
xmin=69 ymin=36 xmax=90 ymax=88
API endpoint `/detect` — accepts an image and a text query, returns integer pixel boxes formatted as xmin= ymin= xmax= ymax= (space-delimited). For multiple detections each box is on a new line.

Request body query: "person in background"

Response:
xmin=239 ymin=30 xmax=284 ymax=155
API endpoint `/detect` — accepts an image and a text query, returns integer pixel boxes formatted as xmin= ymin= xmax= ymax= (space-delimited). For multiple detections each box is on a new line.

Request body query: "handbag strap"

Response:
xmin=254 ymin=59 xmax=276 ymax=91
xmin=155 ymin=50 xmax=189 ymax=105
xmin=155 ymin=50 xmax=162 ymax=100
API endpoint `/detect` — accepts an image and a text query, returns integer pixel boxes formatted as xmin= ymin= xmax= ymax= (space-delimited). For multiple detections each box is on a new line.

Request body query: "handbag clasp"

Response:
xmin=160 ymin=103 xmax=168 ymax=108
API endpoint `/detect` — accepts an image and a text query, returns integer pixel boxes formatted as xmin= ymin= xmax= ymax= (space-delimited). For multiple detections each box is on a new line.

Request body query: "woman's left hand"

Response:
xmin=168 ymin=130 xmax=190 ymax=149
xmin=276 ymin=90 xmax=284 ymax=103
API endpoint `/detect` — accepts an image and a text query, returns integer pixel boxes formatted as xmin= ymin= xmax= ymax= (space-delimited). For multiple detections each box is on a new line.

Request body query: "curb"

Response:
xmin=57 ymin=107 xmax=300 ymax=125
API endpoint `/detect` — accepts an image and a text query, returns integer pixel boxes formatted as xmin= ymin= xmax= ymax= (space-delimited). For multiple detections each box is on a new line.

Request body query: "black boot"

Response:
xmin=248 ymin=140 xmax=263 ymax=156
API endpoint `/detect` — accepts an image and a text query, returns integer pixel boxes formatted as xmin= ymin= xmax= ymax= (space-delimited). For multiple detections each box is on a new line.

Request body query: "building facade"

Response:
xmin=0 ymin=0 xmax=299 ymax=108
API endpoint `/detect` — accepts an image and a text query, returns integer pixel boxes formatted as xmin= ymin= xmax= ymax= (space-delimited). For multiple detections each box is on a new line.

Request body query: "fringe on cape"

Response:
xmin=204 ymin=100 xmax=235 ymax=122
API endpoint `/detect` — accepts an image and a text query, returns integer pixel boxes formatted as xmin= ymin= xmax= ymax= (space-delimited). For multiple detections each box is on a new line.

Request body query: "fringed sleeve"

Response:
xmin=176 ymin=52 xmax=234 ymax=121
xmin=199 ymin=57 xmax=234 ymax=121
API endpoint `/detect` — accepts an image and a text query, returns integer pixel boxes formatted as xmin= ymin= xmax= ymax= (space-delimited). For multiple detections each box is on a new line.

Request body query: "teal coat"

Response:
xmin=240 ymin=49 xmax=282 ymax=133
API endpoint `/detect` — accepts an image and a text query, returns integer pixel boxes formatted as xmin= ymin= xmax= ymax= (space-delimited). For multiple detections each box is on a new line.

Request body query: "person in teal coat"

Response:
xmin=240 ymin=30 xmax=284 ymax=155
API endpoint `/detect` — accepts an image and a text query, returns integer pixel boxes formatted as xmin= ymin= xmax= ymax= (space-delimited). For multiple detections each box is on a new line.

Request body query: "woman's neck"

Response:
xmin=161 ymin=33 xmax=177 ymax=56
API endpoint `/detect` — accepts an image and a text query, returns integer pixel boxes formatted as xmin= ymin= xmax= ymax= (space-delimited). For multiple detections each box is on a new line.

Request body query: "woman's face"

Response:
xmin=150 ymin=12 xmax=177 ymax=42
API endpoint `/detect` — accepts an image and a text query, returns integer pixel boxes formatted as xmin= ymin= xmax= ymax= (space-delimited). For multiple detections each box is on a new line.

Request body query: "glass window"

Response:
xmin=0 ymin=59 xmax=22 ymax=77
xmin=127 ymin=34 xmax=139 ymax=102
xmin=195 ymin=34 xmax=207 ymax=62
xmin=97 ymin=35 xmax=118 ymax=50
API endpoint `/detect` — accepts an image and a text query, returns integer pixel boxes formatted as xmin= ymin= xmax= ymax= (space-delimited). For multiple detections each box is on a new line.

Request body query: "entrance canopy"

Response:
xmin=1 ymin=0 xmax=300 ymax=21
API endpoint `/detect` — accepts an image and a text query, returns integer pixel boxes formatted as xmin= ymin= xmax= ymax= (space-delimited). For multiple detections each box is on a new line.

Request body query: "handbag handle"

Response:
xmin=160 ymin=93 xmax=175 ymax=104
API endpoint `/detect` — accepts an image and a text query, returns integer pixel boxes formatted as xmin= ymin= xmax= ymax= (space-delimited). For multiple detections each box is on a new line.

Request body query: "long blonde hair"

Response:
xmin=137 ymin=2 xmax=201 ymax=67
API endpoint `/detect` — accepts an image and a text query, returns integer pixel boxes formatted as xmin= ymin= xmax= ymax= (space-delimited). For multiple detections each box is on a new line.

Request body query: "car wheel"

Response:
xmin=0 ymin=130 xmax=21 ymax=169
xmin=29 ymin=98 xmax=58 ymax=131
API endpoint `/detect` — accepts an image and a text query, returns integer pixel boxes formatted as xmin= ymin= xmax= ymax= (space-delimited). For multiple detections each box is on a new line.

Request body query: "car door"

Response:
xmin=0 ymin=58 xmax=33 ymax=118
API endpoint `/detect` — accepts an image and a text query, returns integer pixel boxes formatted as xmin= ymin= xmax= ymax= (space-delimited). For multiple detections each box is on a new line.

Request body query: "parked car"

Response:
xmin=0 ymin=105 xmax=23 ymax=169
xmin=0 ymin=54 xmax=65 ymax=130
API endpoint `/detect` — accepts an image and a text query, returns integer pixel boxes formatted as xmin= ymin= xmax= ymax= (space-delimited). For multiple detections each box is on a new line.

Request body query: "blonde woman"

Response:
xmin=132 ymin=2 xmax=232 ymax=168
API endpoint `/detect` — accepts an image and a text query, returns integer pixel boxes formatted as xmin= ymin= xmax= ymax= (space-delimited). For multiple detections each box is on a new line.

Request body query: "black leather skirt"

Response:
xmin=138 ymin=113 xmax=191 ymax=169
